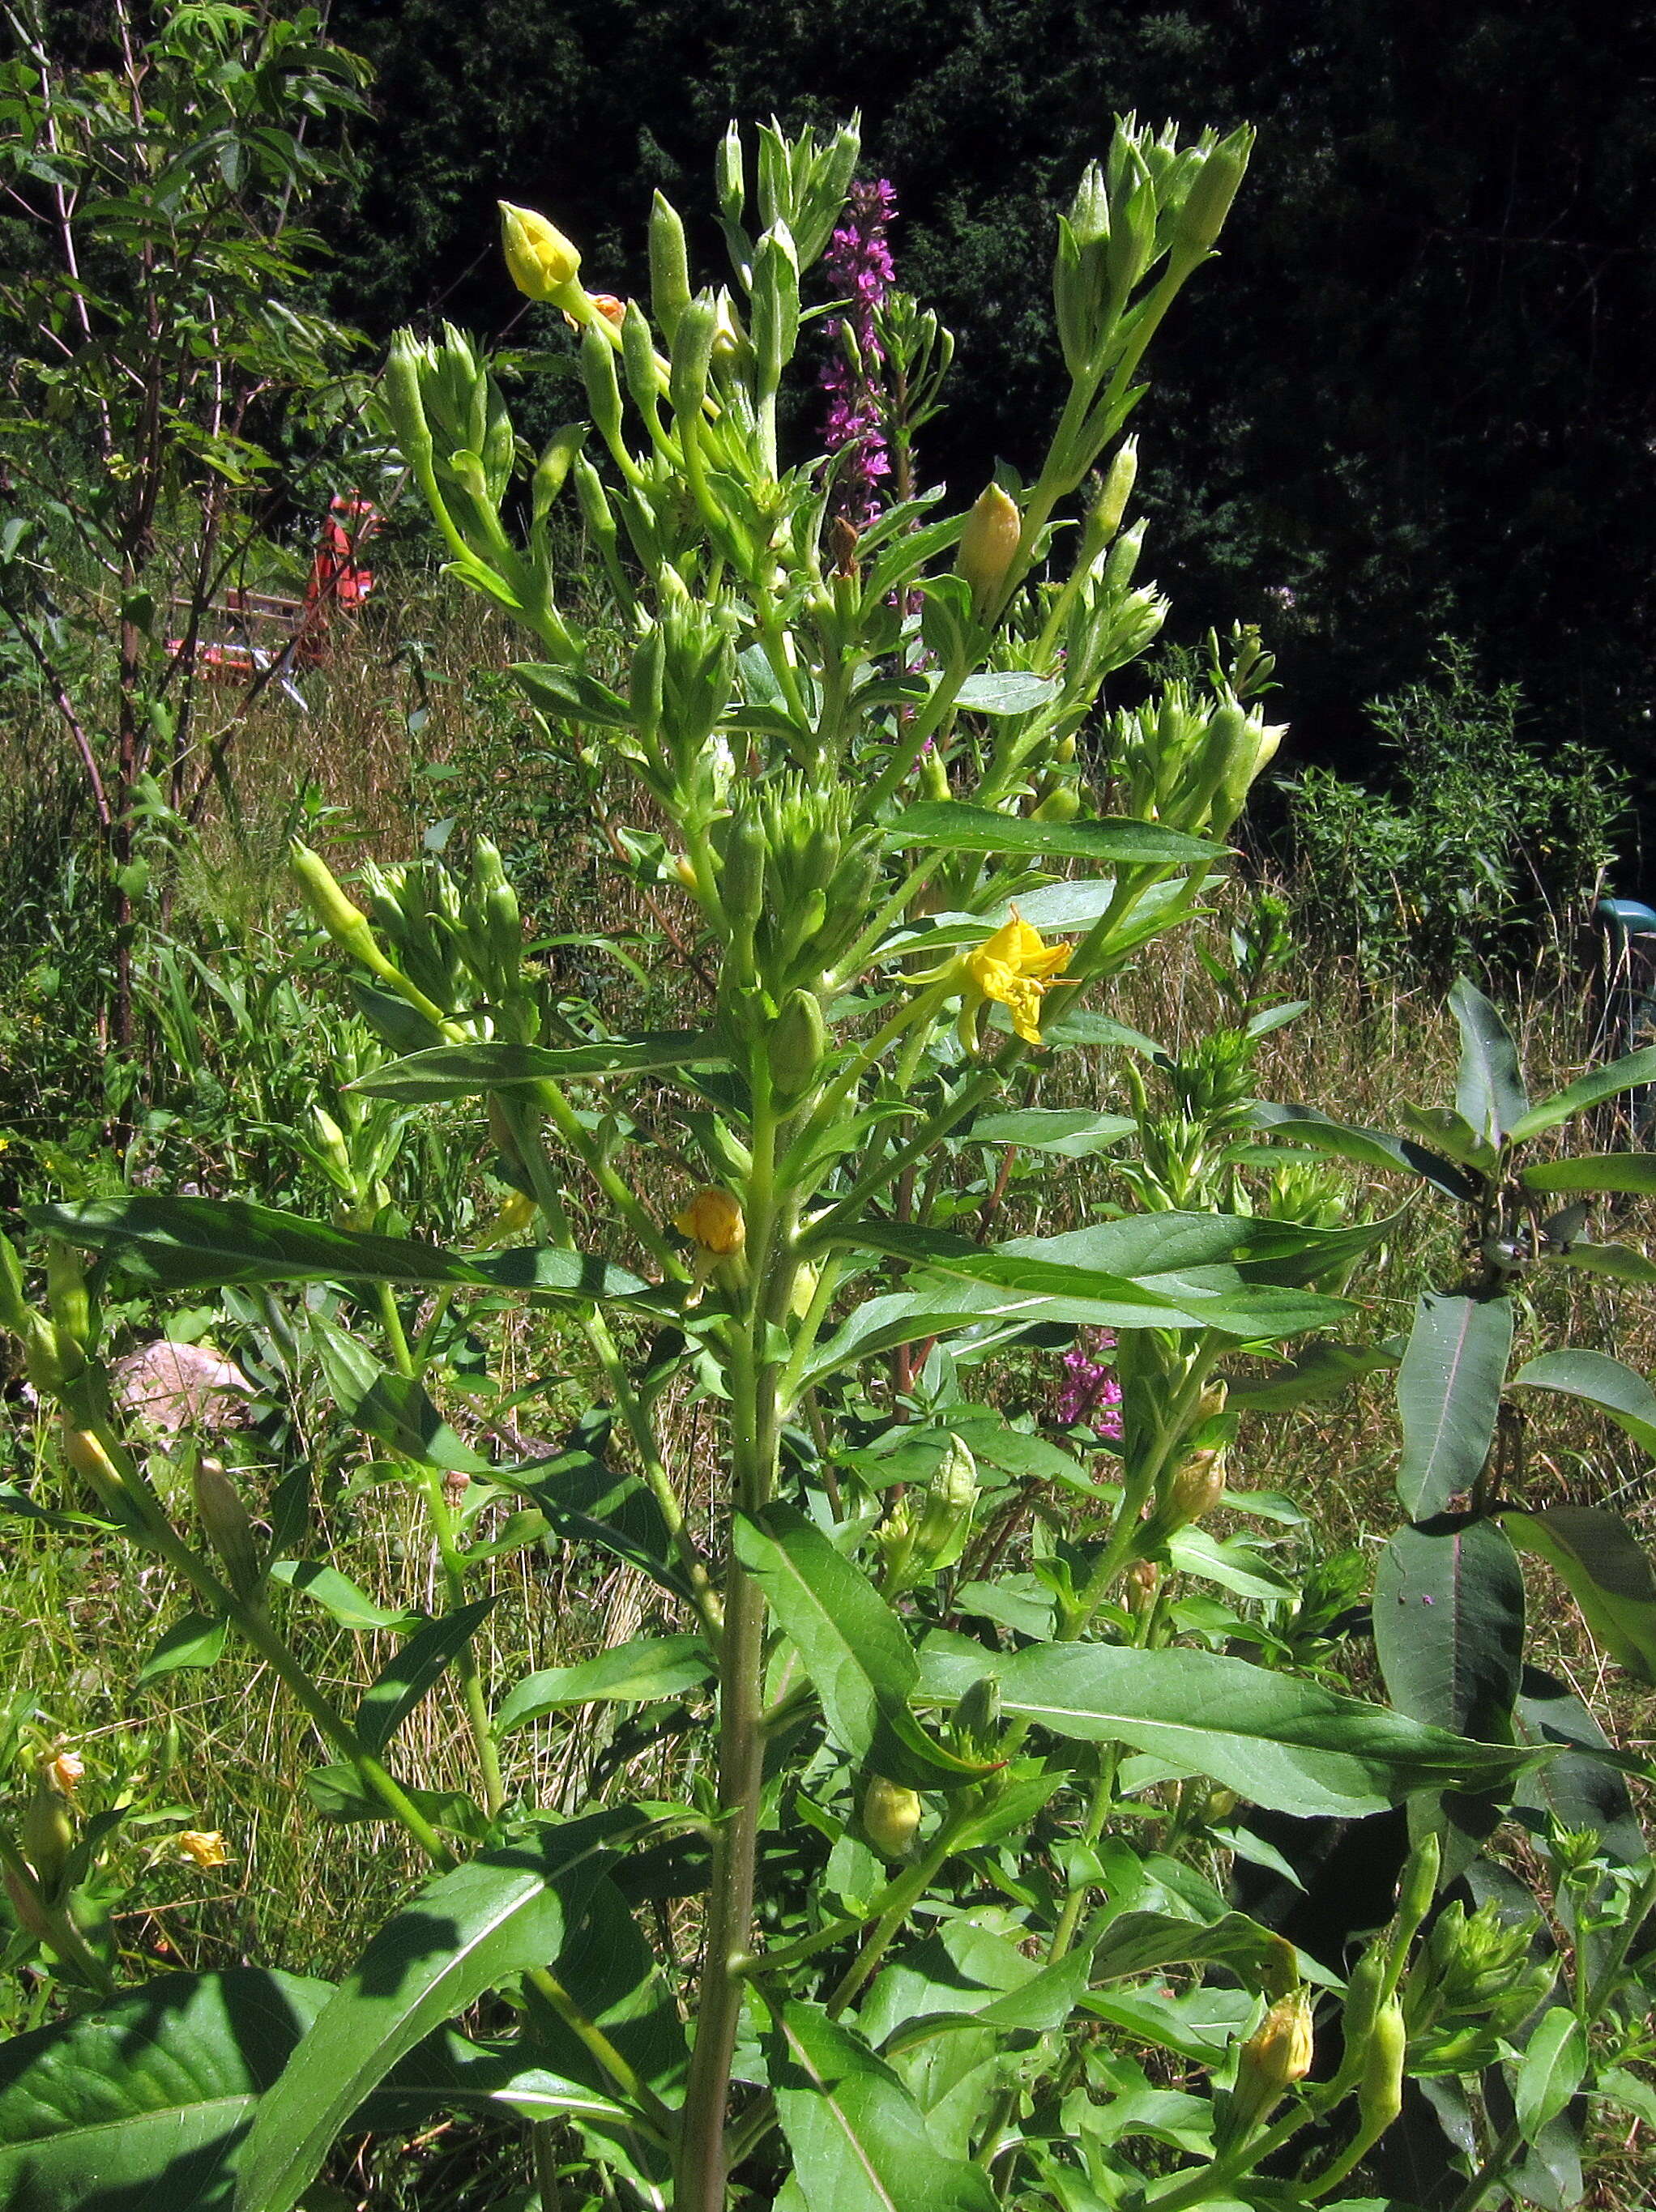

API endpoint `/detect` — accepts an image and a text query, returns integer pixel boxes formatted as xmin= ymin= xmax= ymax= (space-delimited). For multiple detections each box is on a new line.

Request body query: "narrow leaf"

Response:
xmin=313 ymin=1319 xmax=491 ymax=1475
xmin=1520 ymin=1153 xmax=1656 ymax=1195
xmin=267 ymin=1559 xmax=418 ymax=1633
xmin=1514 ymin=2007 xmax=1587 ymax=2141
xmin=1510 ymin=1043 xmax=1656 ymax=1143
xmin=351 ymin=1032 xmax=728 ymax=1100
xmin=883 ymin=799 xmax=1217 ymax=865
xmin=355 ymin=1598 xmax=501 ymax=1754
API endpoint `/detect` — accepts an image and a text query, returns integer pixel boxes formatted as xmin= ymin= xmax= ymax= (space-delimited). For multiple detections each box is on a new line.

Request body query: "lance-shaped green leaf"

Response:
xmin=1514 ymin=2007 xmax=1588 ymax=2142
xmin=355 ymin=1597 xmax=501 ymax=1753
xmin=798 ymin=1289 xmax=1038 ymax=1388
xmin=1543 ymin=1240 xmax=1656 ymax=1285
xmin=1395 ymin=1293 xmax=1513 ymax=1519
xmin=0 ymin=1967 xmax=331 ymax=2210
xmin=1510 ymin=1043 xmax=1656 ymax=1143
xmin=28 ymin=1195 xmax=649 ymax=1301
xmin=0 ymin=1966 xmax=642 ymax=2210
xmin=1374 ymin=1516 xmax=1526 ymax=1741
xmin=1223 ymin=1338 xmax=1402 ymax=1411
xmin=1450 ymin=978 xmax=1529 ymax=1144
xmin=495 ymin=1634 xmax=714 ymax=1734
xmin=843 ymin=1219 xmax=1352 ymax=1340
xmin=882 ymin=799 xmax=1218 ymax=866
xmin=1509 ymin=1349 xmax=1656 ymax=1459
xmin=267 ymin=1558 xmax=420 ymax=1634
xmin=1248 ymin=1099 xmax=1479 ymax=1199
xmin=137 ymin=1611 xmax=228 ymax=1684
xmin=953 ymin=670 xmax=1060 ymax=714
xmin=1090 ymin=1910 xmax=1296 ymax=1990
xmin=766 ymin=2001 xmax=1000 ymax=2212
xmin=992 ymin=1644 xmax=1534 ymax=1818
xmin=966 ymin=1107 xmax=1137 ymax=1157
xmin=1502 ymin=1507 xmax=1656 ymax=1685
xmin=1513 ymin=1665 xmax=1646 ymax=1870
xmin=1519 ymin=1152 xmax=1656 ymax=1196
xmin=350 ymin=1031 xmax=728 ymax=1100
xmin=313 ymin=1318 xmax=491 ymax=1475
xmin=733 ymin=1506 xmax=988 ymax=1787
xmin=506 ymin=1451 xmax=694 ymax=1605
xmin=234 ymin=1813 xmax=645 ymax=2212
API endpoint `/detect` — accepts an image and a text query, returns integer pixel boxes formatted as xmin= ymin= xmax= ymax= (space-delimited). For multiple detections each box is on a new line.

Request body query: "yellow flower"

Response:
xmin=673 ymin=1187 xmax=745 ymax=1256
xmin=498 ymin=200 xmax=583 ymax=303
xmin=177 ymin=1830 xmax=229 ymax=1870
xmin=964 ymin=909 xmax=1072 ymax=1046
xmin=45 ymin=1749 xmax=83 ymax=1798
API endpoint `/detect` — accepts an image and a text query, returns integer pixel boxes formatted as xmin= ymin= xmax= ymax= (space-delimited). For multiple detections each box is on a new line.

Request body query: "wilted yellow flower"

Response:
xmin=498 ymin=200 xmax=582 ymax=302
xmin=1230 ymin=1988 xmax=1315 ymax=2136
xmin=45 ymin=1749 xmax=83 ymax=1798
xmin=177 ymin=1830 xmax=229 ymax=1870
xmin=673 ymin=1187 xmax=746 ymax=1257
xmin=965 ymin=910 xmax=1072 ymax=1046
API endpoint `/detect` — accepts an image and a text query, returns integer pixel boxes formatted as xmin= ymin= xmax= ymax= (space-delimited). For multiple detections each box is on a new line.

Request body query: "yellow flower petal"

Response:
xmin=177 ymin=1829 xmax=229 ymax=1869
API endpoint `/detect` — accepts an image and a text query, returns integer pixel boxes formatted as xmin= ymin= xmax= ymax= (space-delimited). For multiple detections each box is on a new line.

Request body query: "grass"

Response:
xmin=4 ymin=559 xmax=1656 ymax=2206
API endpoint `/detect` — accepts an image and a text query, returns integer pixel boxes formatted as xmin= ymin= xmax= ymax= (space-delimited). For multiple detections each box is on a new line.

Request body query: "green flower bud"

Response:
xmin=953 ymin=1673 xmax=1002 ymax=1755
xmin=192 ymin=1455 xmax=263 ymax=1600
xmin=1340 ymin=1945 xmax=1388 ymax=2056
xmin=912 ymin=1434 xmax=980 ymax=1570
xmin=0 ymin=1234 xmax=32 ymax=1340
xmin=22 ymin=1770 xmax=74 ymax=1901
xmin=291 ymin=843 xmax=373 ymax=952
xmin=1395 ymin=1830 xmax=1441 ymax=1941
xmin=862 ymin=1775 xmax=923 ymax=1861
xmin=4 ymin=1865 xmax=56 ymax=1947
xmin=579 ymin=322 xmax=626 ymax=458
xmin=649 ymin=191 xmax=693 ymax=346
xmin=1090 ymin=438 xmax=1139 ymax=543
xmin=531 ymin=423 xmax=587 ymax=532
xmin=382 ymin=332 xmax=434 ymax=467
xmin=767 ymin=988 xmax=828 ymax=1105
xmin=718 ymin=812 xmax=768 ymax=934
xmin=957 ymin=483 xmax=1022 ymax=617
xmin=1357 ymin=1995 xmax=1406 ymax=2137
xmin=1170 ymin=127 xmax=1254 ymax=265
xmin=668 ymin=295 xmax=719 ymax=429
xmin=498 ymin=200 xmax=583 ymax=303
xmin=1164 ymin=1447 xmax=1226 ymax=1532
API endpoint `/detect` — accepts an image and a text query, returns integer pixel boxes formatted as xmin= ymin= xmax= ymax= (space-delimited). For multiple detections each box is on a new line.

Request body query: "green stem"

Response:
xmin=0 ymin=1831 xmax=117 ymax=1995
xmin=526 ymin=1963 xmax=677 ymax=2138
xmin=823 ymin=1799 xmax=982 ymax=2019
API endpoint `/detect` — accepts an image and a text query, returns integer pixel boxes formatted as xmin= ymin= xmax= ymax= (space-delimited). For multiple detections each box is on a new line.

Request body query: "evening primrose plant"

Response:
xmin=0 ymin=116 xmax=1628 ymax=2212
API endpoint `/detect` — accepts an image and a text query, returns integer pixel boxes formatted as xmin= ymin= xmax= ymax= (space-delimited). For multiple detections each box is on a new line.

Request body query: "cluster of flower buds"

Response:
xmin=293 ymin=838 xmax=536 ymax=1055
xmin=1049 ymin=118 xmax=1253 ymax=492
xmin=1108 ymin=677 xmax=1285 ymax=842
xmin=877 ymin=1434 xmax=980 ymax=1593
xmin=712 ymin=776 xmax=880 ymax=1016
xmin=1401 ymin=1895 xmax=1554 ymax=2075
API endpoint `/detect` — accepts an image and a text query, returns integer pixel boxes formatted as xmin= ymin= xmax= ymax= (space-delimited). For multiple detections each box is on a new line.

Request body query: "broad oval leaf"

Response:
xmin=1502 ymin=1506 xmax=1656 ymax=1685
xmin=1395 ymin=1293 xmax=1513 ymax=1519
xmin=1373 ymin=1516 xmax=1525 ymax=1740
xmin=992 ymin=1643 xmax=1533 ymax=1818
xmin=953 ymin=670 xmax=1059 ymax=714
xmin=1509 ymin=1349 xmax=1656 ymax=1459
xmin=1449 ymin=978 xmax=1529 ymax=1144
xmin=234 ymin=1813 xmax=646 ymax=2212
xmin=882 ymin=800 xmax=1217 ymax=866
xmin=138 ymin=1609 xmax=228 ymax=1684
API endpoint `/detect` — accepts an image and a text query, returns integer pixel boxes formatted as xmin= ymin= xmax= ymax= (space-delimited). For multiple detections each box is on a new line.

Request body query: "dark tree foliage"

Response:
xmin=327 ymin=0 xmax=1654 ymax=783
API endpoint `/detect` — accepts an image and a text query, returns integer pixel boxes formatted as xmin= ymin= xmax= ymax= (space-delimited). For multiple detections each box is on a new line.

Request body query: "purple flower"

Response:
xmin=821 ymin=177 xmax=897 ymax=524
xmin=1056 ymin=1329 xmax=1123 ymax=1443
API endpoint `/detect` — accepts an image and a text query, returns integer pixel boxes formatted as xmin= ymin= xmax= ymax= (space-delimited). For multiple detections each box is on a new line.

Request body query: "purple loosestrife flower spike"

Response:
xmin=1056 ymin=1329 xmax=1123 ymax=1443
xmin=821 ymin=177 xmax=897 ymax=524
